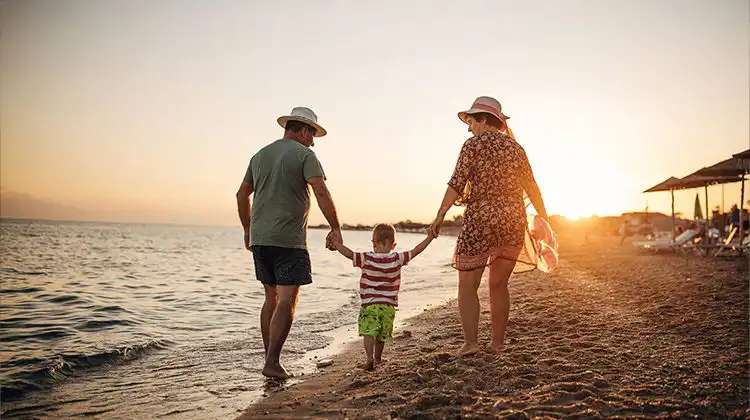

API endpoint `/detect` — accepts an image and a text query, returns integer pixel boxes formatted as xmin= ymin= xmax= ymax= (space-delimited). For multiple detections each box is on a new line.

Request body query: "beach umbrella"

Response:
xmin=694 ymin=193 xmax=703 ymax=220
xmin=643 ymin=177 xmax=682 ymax=239
xmin=733 ymin=149 xmax=750 ymax=161
xmin=671 ymin=173 xmax=742 ymax=227
xmin=693 ymin=151 xmax=748 ymax=243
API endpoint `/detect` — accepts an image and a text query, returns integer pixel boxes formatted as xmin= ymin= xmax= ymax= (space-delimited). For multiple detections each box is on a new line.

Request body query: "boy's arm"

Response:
xmin=409 ymin=233 xmax=435 ymax=259
xmin=333 ymin=241 xmax=354 ymax=261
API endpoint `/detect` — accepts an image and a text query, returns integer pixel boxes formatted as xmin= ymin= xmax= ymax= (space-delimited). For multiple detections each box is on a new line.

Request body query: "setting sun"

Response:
xmin=533 ymin=147 xmax=629 ymax=220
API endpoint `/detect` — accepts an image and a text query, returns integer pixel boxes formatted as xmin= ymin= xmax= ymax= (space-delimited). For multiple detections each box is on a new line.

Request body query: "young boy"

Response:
xmin=331 ymin=223 xmax=434 ymax=370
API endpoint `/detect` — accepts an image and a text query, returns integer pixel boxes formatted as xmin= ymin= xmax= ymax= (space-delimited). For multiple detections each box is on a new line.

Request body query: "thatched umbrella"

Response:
xmin=671 ymin=172 xmax=744 ymax=227
xmin=733 ymin=149 xmax=750 ymax=161
xmin=643 ymin=177 xmax=682 ymax=239
xmin=693 ymin=151 xmax=748 ymax=241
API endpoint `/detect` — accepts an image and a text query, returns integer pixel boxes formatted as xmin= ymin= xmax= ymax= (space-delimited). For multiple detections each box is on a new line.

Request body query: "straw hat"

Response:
xmin=458 ymin=96 xmax=510 ymax=125
xmin=277 ymin=107 xmax=327 ymax=137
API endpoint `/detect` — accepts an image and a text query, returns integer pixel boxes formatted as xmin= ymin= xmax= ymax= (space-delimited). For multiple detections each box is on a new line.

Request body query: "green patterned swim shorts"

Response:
xmin=358 ymin=304 xmax=396 ymax=341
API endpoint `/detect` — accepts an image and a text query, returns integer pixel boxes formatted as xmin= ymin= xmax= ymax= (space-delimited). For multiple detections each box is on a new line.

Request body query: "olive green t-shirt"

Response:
xmin=244 ymin=139 xmax=325 ymax=249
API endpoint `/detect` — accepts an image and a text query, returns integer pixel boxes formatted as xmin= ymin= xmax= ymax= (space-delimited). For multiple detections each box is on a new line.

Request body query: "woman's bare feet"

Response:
xmin=262 ymin=362 xmax=292 ymax=379
xmin=373 ymin=358 xmax=386 ymax=367
xmin=486 ymin=342 xmax=504 ymax=354
xmin=364 ymin=360 xmax=375 ymax=371
xmin=456 ymin=342 xmax=480 ymax=357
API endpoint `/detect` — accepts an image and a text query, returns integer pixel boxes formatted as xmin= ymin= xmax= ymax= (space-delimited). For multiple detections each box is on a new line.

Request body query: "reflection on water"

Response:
xmin=0 ymin=220 xmax=459 ymax=418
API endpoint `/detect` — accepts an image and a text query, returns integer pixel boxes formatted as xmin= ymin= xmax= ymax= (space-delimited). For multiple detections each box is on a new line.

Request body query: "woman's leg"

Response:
xmin=488 ymin=257 xmax=516 ymax=351
xmin=457 ymin=267 xmax=485 ymax=356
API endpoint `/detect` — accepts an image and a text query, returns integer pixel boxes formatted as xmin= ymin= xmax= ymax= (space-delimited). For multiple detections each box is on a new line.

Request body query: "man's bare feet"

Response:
xmin=262 ymin=362 xmax=292 ymax=379
xmin=364 ymin=360 xmax=375 ymax=371
xmin=456 ymin=342 xmax=480 ymax=357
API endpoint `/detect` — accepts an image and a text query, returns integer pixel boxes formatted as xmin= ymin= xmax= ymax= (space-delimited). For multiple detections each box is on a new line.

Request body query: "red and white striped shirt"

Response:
xmin=353 ymin=251 xmax=412 ymax=307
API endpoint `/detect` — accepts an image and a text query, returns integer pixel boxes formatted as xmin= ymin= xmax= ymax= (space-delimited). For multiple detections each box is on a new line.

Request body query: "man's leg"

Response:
xmin=261 ymin=284 xmax=278 ymax=354
xmin=262 ymin=285 xmax=299 ymax=379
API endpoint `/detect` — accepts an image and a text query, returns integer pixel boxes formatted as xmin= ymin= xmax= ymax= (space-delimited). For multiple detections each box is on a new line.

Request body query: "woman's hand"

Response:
xmin=429 ymin=211 xmax=447 ymax=237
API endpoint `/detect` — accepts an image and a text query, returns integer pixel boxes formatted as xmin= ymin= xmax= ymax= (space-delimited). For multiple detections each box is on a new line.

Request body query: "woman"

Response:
xmin=429 ymin=96 xmax=548 ymax=356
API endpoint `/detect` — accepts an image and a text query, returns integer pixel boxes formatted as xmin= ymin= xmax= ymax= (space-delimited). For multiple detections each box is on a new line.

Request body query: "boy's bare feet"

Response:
xmin=456 ymin=342 xmax=480 ymax=357
xmin=364 ymin=360 xmax=375 ymax=371
xmin=262 ymin=362 xmax=292 ymax=379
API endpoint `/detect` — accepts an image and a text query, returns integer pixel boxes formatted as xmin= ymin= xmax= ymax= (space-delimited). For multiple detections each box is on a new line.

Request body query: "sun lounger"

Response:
xmin=632 ymin=229 xmax=699 ymax=253
xmin=706 ymin=227 xmax=747 ymax=257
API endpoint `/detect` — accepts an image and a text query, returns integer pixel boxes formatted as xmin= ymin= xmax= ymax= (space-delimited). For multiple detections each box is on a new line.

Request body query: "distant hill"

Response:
xmin=0 ymin=191 xmax=93 ymax=221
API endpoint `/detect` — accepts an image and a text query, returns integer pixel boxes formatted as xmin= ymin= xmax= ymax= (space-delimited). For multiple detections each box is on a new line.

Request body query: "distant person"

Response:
xmin=730 ymin=204 xmax=740 ymax=232
xmin=619 ymin=219 xmax=629 ymax=245
xmin=331 ymin=224 xmax=434 ymax=370
xmin=428 ymin=96 xmax=549 ymax=356
xmin=236 ymin=107 xmax=342 ymax=379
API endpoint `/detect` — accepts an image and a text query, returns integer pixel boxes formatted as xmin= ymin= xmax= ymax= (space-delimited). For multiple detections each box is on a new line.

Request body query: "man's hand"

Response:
xmin=326 ymin=229 xmax=342 ymax=251
xmin=244 ymin=226 xmax=251 ymax=250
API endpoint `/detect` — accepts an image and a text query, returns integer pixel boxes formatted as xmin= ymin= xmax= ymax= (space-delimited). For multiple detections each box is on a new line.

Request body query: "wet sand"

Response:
xmin=239 ymin=234 xmax=749 ymax=419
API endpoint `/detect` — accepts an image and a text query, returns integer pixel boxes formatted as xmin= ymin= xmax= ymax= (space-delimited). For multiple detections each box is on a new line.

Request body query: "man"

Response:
xmin=236 ymin=106 xmax=342 ymax=379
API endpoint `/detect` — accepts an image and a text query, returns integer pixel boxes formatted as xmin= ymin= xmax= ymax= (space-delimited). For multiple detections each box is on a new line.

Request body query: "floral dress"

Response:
xmin=448 ymin=131 xmax=540 ymax=272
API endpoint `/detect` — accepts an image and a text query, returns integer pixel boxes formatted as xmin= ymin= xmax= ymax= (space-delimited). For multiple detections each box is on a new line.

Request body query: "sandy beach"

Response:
xmin=240 ymin=233 xmax=749 ymax=419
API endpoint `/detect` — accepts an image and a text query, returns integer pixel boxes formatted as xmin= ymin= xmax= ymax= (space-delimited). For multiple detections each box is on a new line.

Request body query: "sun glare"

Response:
xmin=537 ymin=148 xmax=626 ymax=220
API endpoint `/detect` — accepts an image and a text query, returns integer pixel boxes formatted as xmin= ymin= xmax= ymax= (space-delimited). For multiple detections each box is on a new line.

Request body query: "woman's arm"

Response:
xmin=526 ymin=181 xmax=548 ymax=220
xmin=430 ymin=140 xmax=473 ymax=236
xmin=429 ymin=187 xmax=460 ymax=236
xmin=519 ymin=150 xmax=548 ymax=220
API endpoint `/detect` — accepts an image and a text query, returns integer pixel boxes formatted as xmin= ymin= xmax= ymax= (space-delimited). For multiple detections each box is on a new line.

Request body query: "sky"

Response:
xmin=1 ymin=0 xmax=748 ymax=226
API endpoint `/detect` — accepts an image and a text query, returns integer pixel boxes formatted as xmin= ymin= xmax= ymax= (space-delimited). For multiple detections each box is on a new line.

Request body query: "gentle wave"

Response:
xmin=1 ymin=339 xmax=173 ymax=402
xmin=0 ymin=268 xmax=49 ymax=277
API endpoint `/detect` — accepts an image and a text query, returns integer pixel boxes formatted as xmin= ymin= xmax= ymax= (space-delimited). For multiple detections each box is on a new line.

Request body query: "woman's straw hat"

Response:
xmin=458 ymin=96 xmax=510 ymax=125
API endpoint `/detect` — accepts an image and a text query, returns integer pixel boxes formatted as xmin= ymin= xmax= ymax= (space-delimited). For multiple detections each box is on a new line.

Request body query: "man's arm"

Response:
xmin=236 ymin=181 xmax=253 ymax=249
xmin=307 ymin=177 xmax=339 ymax=228
xmin=236 ymin=181 xmax=253 ymax=230
xmin=307 ymin=176 xmax=342 ymax=248
xmin=409 ymin=233 xmax=435 ymax=259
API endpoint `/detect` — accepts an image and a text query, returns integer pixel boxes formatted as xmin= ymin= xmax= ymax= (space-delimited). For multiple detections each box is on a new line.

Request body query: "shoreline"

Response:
xmin=239 ymin=234 xmax=749 ymax=419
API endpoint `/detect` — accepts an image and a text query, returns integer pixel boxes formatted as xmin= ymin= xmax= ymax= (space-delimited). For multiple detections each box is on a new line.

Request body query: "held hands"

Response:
xmin=325 ymin=228 xmax=342 ymax=251
xmin=426 ymin=229 xmax=438 ymax=240
xmin=428 ymin=211 xmax=447 ymax=238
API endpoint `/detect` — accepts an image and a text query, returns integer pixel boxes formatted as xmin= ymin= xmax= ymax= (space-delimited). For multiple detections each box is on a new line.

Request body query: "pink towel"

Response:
xmin=528 ymin=215 xmax=559 ymax=273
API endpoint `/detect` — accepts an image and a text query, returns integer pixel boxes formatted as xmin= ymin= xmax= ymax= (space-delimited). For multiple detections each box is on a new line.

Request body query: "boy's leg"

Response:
xmin=363 ymin=336 xmax=375 ymax=370
xmin=375 ymin=305 xmax=395 ymax=365
xmin=374 ymin=339 xmax=385 ymax=365
xmin=358 ymin=305 xmax=382 ymax=371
